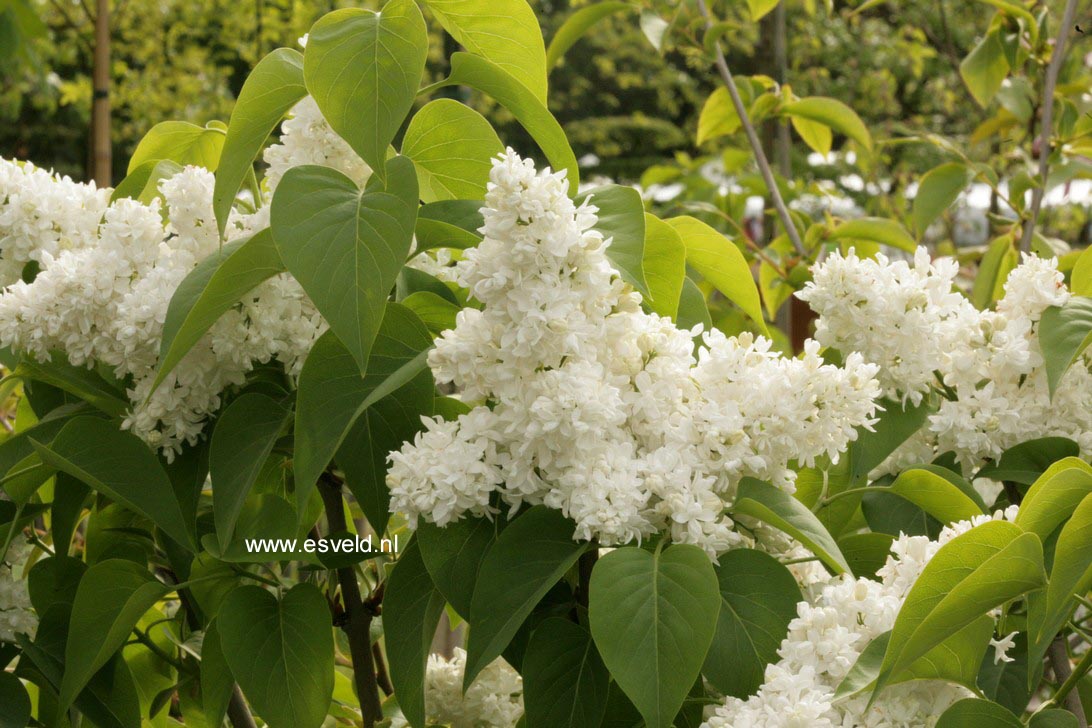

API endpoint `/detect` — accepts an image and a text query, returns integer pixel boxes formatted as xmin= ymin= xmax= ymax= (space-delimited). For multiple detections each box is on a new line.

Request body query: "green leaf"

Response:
xmin=523 ymin=618 xmax=609 ymax=728
xmin=270 ymin=157 xmax=419 ymax=373
xmin=972 ymin=234 xmax=1018 ymax=309
xmin=747 ymin=0 xmax=780 ymax=20
xmin=415 ymin=200 xmax=484 ymax=252
xmin=696 ymin=88 xmax=740 ymax=146
xmin=111 ymin=159 xmax=184 ymax=204
xmin=576 ymin=184 xmax=649 ymax=297
xmin=1038 ymin=297 xmax=1092 ymax=397
xmin=702 ymin=549 xmax=801 ymax=698
xmin=828 ymin=217 xmax=917 ymax=254
xmin=465 ymin=506 xmax=587 ymax=687
xmin=838 ymin=531 xmax=895 ymax=578
xmin=57 ymin=560 xmax=171 ymax=714
xmin=27 ymin=555 xmax=86 ymax=613
xmin=1030 ymin=493 xmax=1092 ymax=656
xmin=0 ymin=671 xmax=31 ymax=728
xmin=304 ymin=0 xmax=428 ymax=174
xmin=417 ymin=516 xmax=498 ymax=619
xmin=849 ymin=397 xmax=932 ymax=483
xmin=677 ymin=277 xmax=713 ymax=332
xmin=430 ymin=52 xmax=579 ymax=189
xmin=402 ymin=99 xmax=503 ymax=202
xmin=128 ymin=121 xmax=226 ymax=173
xmin=782 ymin=96 xmax=872 ymax=152
xmin=978 ymin=631 xmax=1039 ymax=715
xmin=421 ymin=0 xmax=547 ymax=102
xmin=155 ymin=230 xmax=285 ymax=392
xmin=9 ymin=357 xmax=128 ymax=418
xmin=1071 ymin=245 xmax=1092 ymax=296
xmin=210 ymin=393 xmax=291 ymax=549
xmin=886 ymin=468 xmax=985 ymax=524
xmin=791 ymin=114 xmax=833 ymax=155
xmin=936 ymin=698 xmax=1022 ymax=728
xmin=546 ymin=2 xmax=633 ymax=70
xmin=1014 ymin=458 xmax=1092 ymax=541
xmin=403 ymin=291 xmax=460 ymax=334
xmin=295 ymin=304 xmax=433 ymax=527
xmin=666 ymin=215 xmax=766 ymax=333
xmin=200 ymin=619 xmax=234 ymax=728
xmin=32 ymin=417 xmax=194 ymax=548
xmin=642 ymin=213 xmax=686 ymax=319
xmin=217 ymin=584 xmax=334 ymax=728
xmin=960 ymin=30 xmax=1010 ymax=107
xmin=589 ymin=544 xmax=720 ymax=728
xmin=213 ymin=48 xmax=306 ymax=235
xmin=384 ymin=539 xmax=446 ymax=728
xmin=912 ymin=162 xmax=972 ymax=235
xmin=977 ymin=437 xmax=1080 ymax=485
xmin=731 ymin=477 xmax=851 ymax=575
xmin=875 ymin=521 xmax=1046 ymax=695
xmin=1030 ymin=710 xmax=1080 ymax=728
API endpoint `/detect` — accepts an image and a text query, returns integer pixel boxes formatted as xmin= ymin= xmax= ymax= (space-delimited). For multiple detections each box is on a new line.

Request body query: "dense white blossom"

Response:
xmin=390 ymin=648 xmax=523 ymax=728
xmin=0 ymin=539 xmax=36 ymax=642
xmin=388 ymin=151 xmax=882 ymax=552
xmin=799 ymin=248 xmax=1092 ymax=473
xmin=704 ymin=508 xmax=1019 ymax=728
xmin=0 ymin=108 xmax=336 ymax=454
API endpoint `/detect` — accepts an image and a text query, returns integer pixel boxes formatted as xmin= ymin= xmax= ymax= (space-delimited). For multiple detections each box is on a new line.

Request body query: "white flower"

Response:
xmin=990 ymin=631 xmax=1018 ymax=664
xmin=390 ymin=648 xmax=523 ymax=728
xmin=0 ymin=539 xmax=37 ymax=642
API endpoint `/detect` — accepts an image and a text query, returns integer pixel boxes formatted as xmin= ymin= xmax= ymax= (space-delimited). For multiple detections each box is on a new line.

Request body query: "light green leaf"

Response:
xmin=1038 ymin=297 xmax=1092 ymax=397
xmin=304 ymin=0 xmax=428 ymax=174
xmin=384 ymin=540 xmax=445 ymax=728
xmin=217 ymin=584 xmax=334 ymax=728
xmin=828 ymin=217 xmax=917 ymax=253
xmin=697 ymin=88 xmax=740 ymax=146
xmin=960 ymin=30 xmax=1010 ymax=107
xmin=1071 ymin=245 xmax=1092 ymax=296
xmin=523 ymin=618 xmax=609 ymax=728
xmin=791 ymin=114 xmax=832 ymax=156
xmin=1014 ymin=458 xmax=1092 ymax=541
xmin=642 ymin=214 xmax=685 ymax=319
xmin=210 ymin=393 xmax=291 ymax=549
xmin=936 ymin=698 xmax=1022 ymax=728
xmin=1030 ymin=493 xmax=1092 ymax=653
xmin=638 ymin=11 xmax=669 ymax=51
xmin=32 ymin=417 xmax=194 ymax=548
xmin=666 ymin=215 xmax=766 ymax=332
xmin=546 ymin=2 xmax=633 ymax=70
xmin=295 ymin=304 xmax=433 ymax=525
xmin=429 ymin=52 xmax=578 ymax=188
xmin=886 ymin=468 xmax=985 ymax=524
xmin=702 ymin=549 xmax=801 ymax=698
xmin=465 ymin=506 xmax=587 ymax=687
xmin=270 ymin=157 xmax=419 ymax=373
xmin=155 ymin=229 xmax=285 ymax=392
xmin=912 ymin=162 xmax=972 ymax=235
xmin=57 ymin=560 xmax=171 ymax=714
xmin=748 ymin=0 xmax=780 ymax=20
xmin=731 ymin=477 xmax=851 ymax=575
xmin=128 ymin=121 xmax=225 ymax=173
xmin=589 ymin=544 xmax=720 ymax=728
xmin=972 ymin=234 xmax=1018 ymax=309
xmin=576 ymin=184 xmax=649 ymax=297
xmin=422 ymin=0 xmax=547 ymax=102
xmin=213 ymin=48 xmax=306 ymax=235
xmin=782 ymin=96 xmax=872 ymax=152
xmin=110 ymin=159 xmax=184 ymax=204
xmin=402 ymin=99 xmax=503 ymax=202
xmin=402 ymin=291 xmax=460 ymax=334
xmin=875 ymin=521 xmax=1045 ymax=695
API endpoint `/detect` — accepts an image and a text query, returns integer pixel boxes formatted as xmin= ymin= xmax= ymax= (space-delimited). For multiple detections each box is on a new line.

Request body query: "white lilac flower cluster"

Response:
xmin=0 ymin=96 xmax=359 ymax=456
xmin=0 ymin=539 xmax=36 ymax=642
xmin=798 ymin=248 xmax=1092 ymax=473
xmin=387 ymin=151 xmax=882 ymax=552
xmin=704 ymin=507 xmax=1019 ymax=728
xmin=390 ymin=648 xmax=523 ymax=728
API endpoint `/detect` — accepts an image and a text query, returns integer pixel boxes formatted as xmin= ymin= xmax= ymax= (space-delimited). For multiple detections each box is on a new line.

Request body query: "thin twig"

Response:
xmin=227 ymin=686 xmax=258 ymax=728
xmin=694 ymin=0 xmax=806 ymax=255
xmin=1020 ymin=0 xmax=1082 ymax=252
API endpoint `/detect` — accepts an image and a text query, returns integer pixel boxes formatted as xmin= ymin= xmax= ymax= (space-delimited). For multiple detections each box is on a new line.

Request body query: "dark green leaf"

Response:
xmin=523 ymin=618 xmax=609 ymax=728
xmin=575 ymin=184 xmax=649 ymax=297
xmin=1038 ymin=297 xmax=1092 ymax=397
xmin=936 ymin=698 xmax=1022 ymax=728
xmin=417 ymin=516 xmax=498 ymax=619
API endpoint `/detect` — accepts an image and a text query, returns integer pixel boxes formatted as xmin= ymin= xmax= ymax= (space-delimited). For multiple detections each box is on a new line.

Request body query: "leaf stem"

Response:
xmin=1020 ymin=0 xmax=1081 ymax=253
xmin=319 ymin=472 xmax=384 ymax=727
xmin=694 ymin=0 xmax=806 ymax=256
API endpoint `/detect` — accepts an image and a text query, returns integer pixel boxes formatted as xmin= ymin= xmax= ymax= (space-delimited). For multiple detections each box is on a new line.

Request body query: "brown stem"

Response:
xmin=1020 ymin=0 xmax=1081 ymax=252
xmin=694 ymin=0 xmax=806 ymax=256
xmin=226 ymin=686 xmax=258 ymax=728
xmin=1048 ymin=637 xmax=1088 ymax=727
xmin=319 ymin=474 xmax=383 ymax=727
xmin=373 ymin=643 xmax=394 ymax=696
